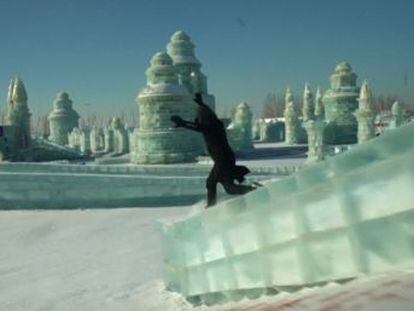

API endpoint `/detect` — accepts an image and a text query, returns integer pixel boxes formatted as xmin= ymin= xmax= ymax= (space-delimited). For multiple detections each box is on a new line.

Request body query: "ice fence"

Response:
xmin=161 ymin=123 xmax=414 ymax=304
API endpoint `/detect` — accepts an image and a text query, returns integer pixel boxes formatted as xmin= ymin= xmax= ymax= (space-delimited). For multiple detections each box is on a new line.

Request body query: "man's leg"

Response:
xmin=221 ymin=181 xmax=256 ymax=196
xmin=206 ymin=165 xmax=219 ymax=207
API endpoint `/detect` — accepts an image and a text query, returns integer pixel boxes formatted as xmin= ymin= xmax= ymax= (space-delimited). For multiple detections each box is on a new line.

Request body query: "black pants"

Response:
xmin=206 ymin=163 xmax=255 ymax=207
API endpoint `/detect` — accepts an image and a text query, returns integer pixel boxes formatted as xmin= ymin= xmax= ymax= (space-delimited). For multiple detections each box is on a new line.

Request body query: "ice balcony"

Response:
xmin=161 ymin=123 xmax=414 ymax=305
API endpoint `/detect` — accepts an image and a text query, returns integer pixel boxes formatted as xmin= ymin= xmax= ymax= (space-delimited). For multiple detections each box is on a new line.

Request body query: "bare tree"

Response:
xmin=261 ymin=92 xmax=284 ymax=118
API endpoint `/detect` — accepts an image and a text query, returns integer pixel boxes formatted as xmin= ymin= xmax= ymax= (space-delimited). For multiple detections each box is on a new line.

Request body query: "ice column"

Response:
xmin=284 ymin=88 xmax=300 ymax=144
xmin=68 ymin=127 xmax=81 ymax=151
xmin=389 ymin=101 xmax=404 ymax=129
xmin=302 ymin=83 xmax=314 ymax=122
xmin=314 ymin=86 xmax=324 ymax=120
xmin=304 ymin=120 xmax=326 ymax=162
xmin=79 ymin=128 xmax=91 ymax=154
xmin=355 ymin=81 xmax=375 ymax=143
xmin=90 ymin=127 xmax=104 ymax=153
xmin=104 ymin=126 xmax=114 ymax=153
xmin=112 ymin=116 xmax=129 ymax=154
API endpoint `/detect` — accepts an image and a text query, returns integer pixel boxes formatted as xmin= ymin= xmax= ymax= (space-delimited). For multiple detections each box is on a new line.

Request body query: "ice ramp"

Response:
xmin=161 ymin=123 xmax=414 ymax=305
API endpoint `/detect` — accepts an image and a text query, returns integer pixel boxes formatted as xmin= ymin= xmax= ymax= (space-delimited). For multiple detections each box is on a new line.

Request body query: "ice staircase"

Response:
xmin=161 ymin=123 xmax=414 ymax=305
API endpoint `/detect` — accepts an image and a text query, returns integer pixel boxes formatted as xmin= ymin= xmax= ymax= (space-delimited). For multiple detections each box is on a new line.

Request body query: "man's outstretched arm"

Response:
xmin=171 ymin=115 xmax=205 ymax=133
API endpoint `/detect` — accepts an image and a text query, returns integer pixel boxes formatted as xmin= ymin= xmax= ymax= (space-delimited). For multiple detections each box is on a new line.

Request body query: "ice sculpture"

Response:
xmin=48 ymin=92 xmax=80 ymax=146
xmin=389 ymin=101 xmax=404 ymax=129
xmin=0 ymin=79 xmax=83 ymax=162
xmin=257 ymin=119 xmax=285 ymax=142
xmin=355 ymin=81 xmax=375 ymax=143
xmin=111 ymin=116 xmax=129 ymax=154
xmin=167 ymin=31 xmax=215 ymax=111
xmin=161 ymin=122 xmax=414 ymax=305
xmin=68 ymin=127 xmax=82 ymax=151
xmin=131 ymin=52 xmax=198 ymax=164
xmin=104 ymin=126 xmax=114 ymax=153
xmin=314 ymin=86 xmax=324 ymax=120
xmin=90 ymin=127 xmax=104 ymax=153
xmin=323 ymin=62 xmax=360 ymax=144
xmin=283 ymin=88 xmax=300 ymax=144
xmin=227 ymin=102 xmax=254 ymax=150
xmin=4 ymin=78 xmax=32 ymax=153
xmin=302 ymin=83 xmax=314 ymax=122
xmin=79 ymin=128 xmax=91 ymax=154
xmin=304 ymin=120 xmax=326 ymax=162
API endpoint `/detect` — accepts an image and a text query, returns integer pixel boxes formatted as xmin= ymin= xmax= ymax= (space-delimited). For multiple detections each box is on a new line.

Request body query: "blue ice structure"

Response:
xmin=161 ymin=123 xmax=414 ymax=305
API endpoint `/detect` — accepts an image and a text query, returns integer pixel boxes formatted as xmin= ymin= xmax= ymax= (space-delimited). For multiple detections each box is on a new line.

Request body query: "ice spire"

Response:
xmin=302 ymin=83 xmax=314 ymax=122
xmin=314 ymin=86 xmax=324 ymax=120
xmin=390 ymin=101 xmax=404 ymax=129
xmin=391 ymin=101 xmax=402 ymax=117
xmin=285 ymin=87 xmax=294 ymax=104
xmin=358 ymin=80 xmax=373 ymax=111
xmin=7 ymin=78 xmax=14 ymax=107
xmin=284 ymin=87 xmax=300 ymax=144
xmin=355 ymin=80 xmax=375 ymax=143
xmin=11 ymin=77 xmax=28 ymax=104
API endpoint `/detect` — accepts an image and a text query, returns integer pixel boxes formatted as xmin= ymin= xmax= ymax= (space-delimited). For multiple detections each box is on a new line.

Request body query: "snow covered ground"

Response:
xmin=0 ymin=205 xmax=196 ymax=311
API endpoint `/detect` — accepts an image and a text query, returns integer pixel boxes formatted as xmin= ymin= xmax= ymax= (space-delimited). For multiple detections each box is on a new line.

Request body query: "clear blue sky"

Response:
xmin=0 ymin=0 xmax=413 ymax=118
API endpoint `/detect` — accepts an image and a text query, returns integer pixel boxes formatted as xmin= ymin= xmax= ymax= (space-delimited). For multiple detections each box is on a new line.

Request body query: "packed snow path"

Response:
xmin=0 ymin=207 xmax=191 ymax=311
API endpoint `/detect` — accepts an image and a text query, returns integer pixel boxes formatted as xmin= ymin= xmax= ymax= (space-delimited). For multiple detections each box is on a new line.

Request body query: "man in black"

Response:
xmin=171 ymin=93 xmax=258 ymax=207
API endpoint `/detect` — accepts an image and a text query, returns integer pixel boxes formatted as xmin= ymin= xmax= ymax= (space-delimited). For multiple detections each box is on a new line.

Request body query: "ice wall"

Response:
xmin=161 ymin=123 xmax=414 ymax=304
xmin=0 ymin=164 xmax=277 ymax=209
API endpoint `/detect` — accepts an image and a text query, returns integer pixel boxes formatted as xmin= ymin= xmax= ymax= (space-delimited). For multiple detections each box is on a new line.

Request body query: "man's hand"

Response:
xmin=194 ymin=92 xmax=203 ymax=105
xmin=171 ymin=115 xmax=185 ymax=127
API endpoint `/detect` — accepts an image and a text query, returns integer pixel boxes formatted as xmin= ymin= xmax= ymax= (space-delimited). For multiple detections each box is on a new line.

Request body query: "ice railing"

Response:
xmin=161 ymin=123 xmax=414 ymax=303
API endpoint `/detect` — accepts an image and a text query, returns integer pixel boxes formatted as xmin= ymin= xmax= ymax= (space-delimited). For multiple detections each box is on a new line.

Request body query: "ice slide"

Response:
xmin=161 ymin=123 xmax=414 ymax=305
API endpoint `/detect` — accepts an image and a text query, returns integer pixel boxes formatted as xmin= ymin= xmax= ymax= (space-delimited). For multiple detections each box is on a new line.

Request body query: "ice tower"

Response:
xmin=131 ymin=52 xmax=198 ymax=164
xmin=167 ymin=31 xmax=215 ymax=111
xmin=323 ymin=62 xmax=360 ymax=144
xmin=5 ymin=77 xmax=31 ymax=150
xmin=389 ymin=101 xmax=404 ymax=129
xmin=48 ymin=92 xmax=80 ymax=146
xmin=103 ymin=126 xmax=114 ymax=153
xmin=355 ymin=81 xmax=375 ymax=143
xmin=284 ymin=88 xmax=300 ymax=144
xmin=314 ymin=86 xmax=325 ymax=120
xmin=227 ymin=102 xmax=253 ymax=150
xmin=302 ymin=83 xmax=314 ymax=122
xmin=111 ymin=116 xmax=129 ymax=154
xmin=304 ymin=120 xmax=326 ymax=162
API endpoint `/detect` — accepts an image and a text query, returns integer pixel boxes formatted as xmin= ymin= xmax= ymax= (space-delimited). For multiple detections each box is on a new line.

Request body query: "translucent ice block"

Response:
xmin=161 ymin=123 xmax=414 ymax=304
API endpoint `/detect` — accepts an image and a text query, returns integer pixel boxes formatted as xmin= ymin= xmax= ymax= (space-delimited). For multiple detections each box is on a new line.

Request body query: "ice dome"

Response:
xmin=171 ymin=30 xmax=191 ymax=42
xmin=150 ymin=52 xmax=173 ymax=66
xmin=335 ymin=62 xmax=352 ymax=73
